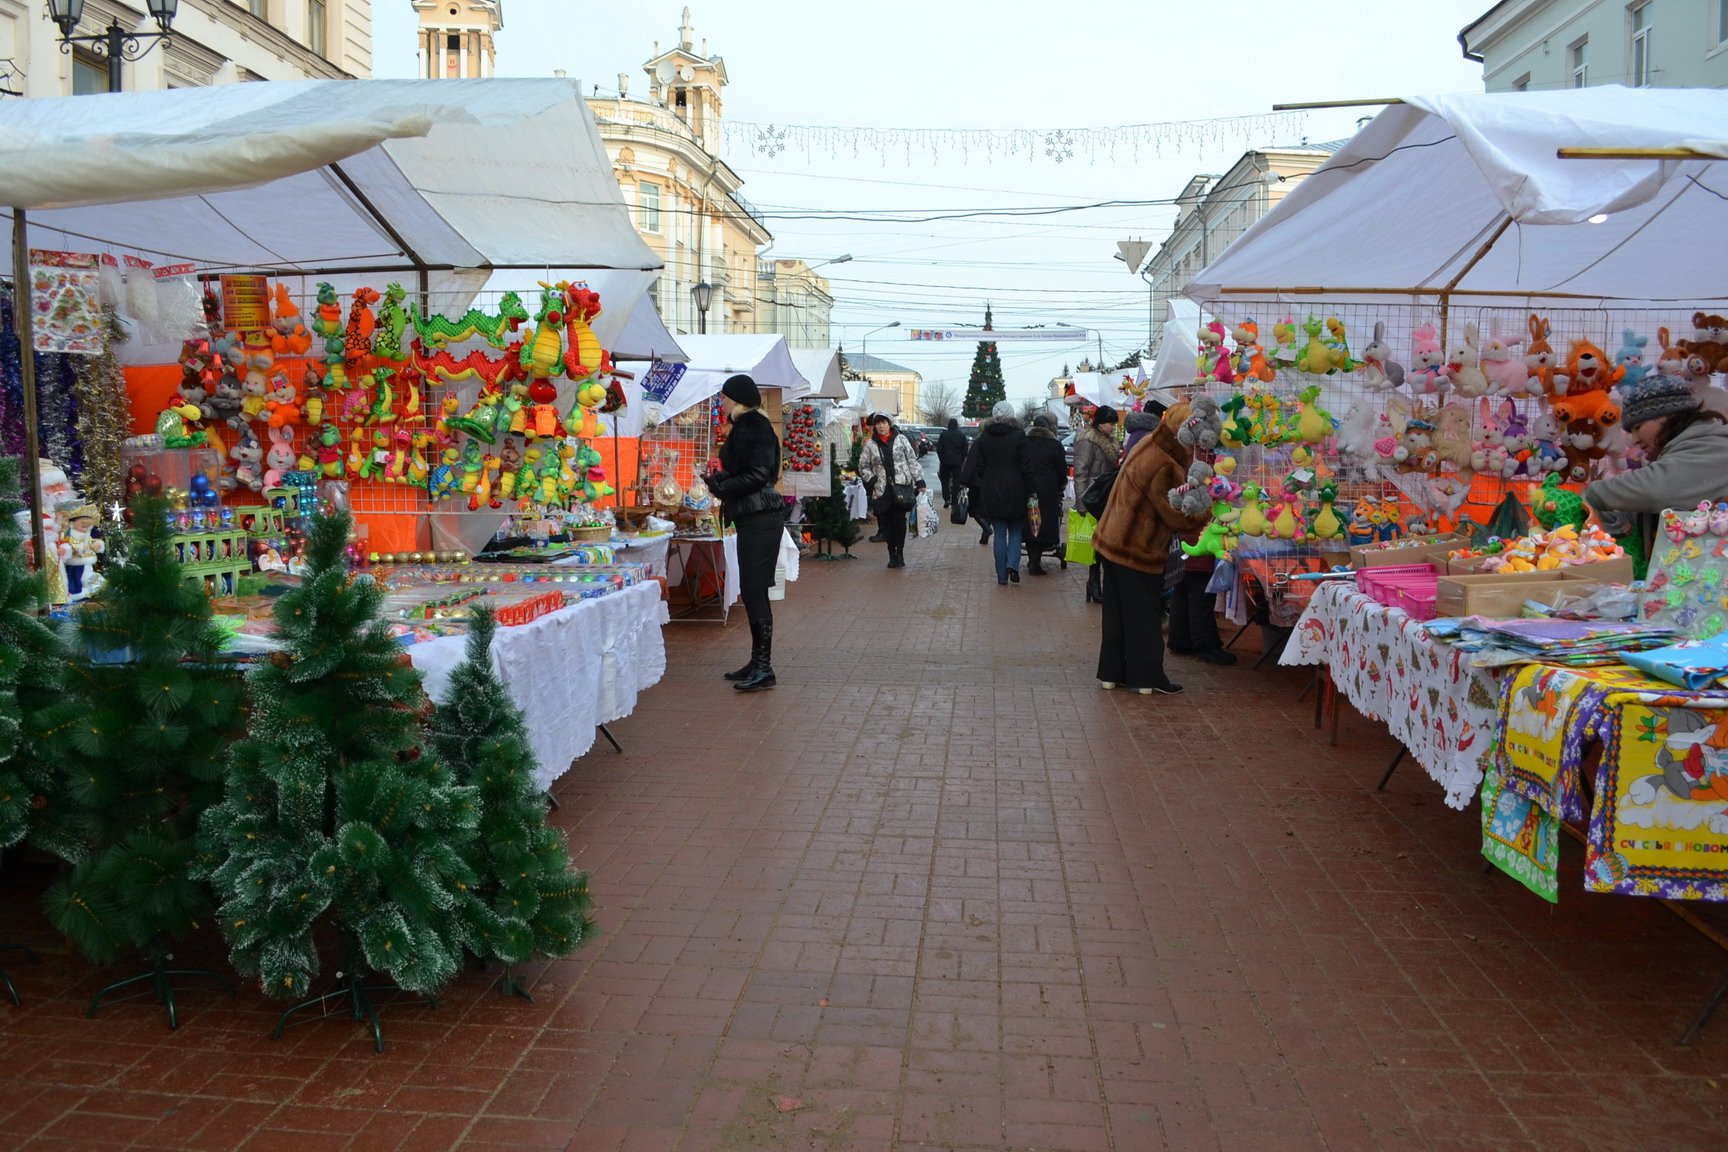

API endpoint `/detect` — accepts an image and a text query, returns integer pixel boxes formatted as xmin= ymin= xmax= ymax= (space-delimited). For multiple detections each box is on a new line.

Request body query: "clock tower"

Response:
xmin=413 ymin=1 xmax=503 ymax=79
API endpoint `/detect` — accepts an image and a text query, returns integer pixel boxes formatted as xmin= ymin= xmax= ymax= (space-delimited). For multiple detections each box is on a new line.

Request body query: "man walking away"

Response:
xmin=935 ymin=418 xmax=970 ymax=508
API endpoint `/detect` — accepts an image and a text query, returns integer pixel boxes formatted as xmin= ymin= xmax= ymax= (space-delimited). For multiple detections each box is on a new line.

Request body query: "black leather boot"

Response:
xmin=734 ymin=619 xmax=776 ymax=692
xmin=979 ymin=524 xmax=991 ymax=546
xmin=724 ymin=616 xmax=762 ymax=680
xmin=1027 ymin=547 xmax=1047 ymax=575
xmin=887 ymin=546 xmax=905 ymax=569
xmin=1085 ymin=564 xmax=1102 ymax=603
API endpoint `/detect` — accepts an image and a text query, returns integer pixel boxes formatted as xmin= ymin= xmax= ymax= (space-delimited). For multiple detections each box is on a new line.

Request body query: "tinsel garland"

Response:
xmin=0 ymin=281 xmax=25 ymax=459
xmin=35 ymin=350 xmax=80 ymax=482
xmin=71 ymin=307 xmax=131 ymax=522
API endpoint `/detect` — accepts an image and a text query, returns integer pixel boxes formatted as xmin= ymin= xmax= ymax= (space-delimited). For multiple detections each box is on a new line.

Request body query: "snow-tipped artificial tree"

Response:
xmin=806 ymin=460 xmax=859 ymax=559
xmin=961 ymin=307 xmax=1006 ymax=420
xmin=39 ymin=496 xmax=245 ymax=1012
xmin=198 ymin=511 xmax=488 ymax=1022
xmin=0 ymin=455 xmax=67 ymax=854
xmin=426 ymin=606 xmax=593 ymax=996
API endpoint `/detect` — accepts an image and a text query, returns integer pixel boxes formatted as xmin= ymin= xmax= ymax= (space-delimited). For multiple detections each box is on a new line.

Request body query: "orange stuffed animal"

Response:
xmin=1563 ymin=339 xmax=1624 ymax=395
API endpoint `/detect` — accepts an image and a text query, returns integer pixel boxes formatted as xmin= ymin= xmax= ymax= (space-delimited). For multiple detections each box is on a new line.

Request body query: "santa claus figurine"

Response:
xmin=58 ymin=502 xmax=105 ymax=602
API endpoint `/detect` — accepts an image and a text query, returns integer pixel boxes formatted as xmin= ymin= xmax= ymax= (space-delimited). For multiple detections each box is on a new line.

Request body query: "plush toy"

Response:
xmin=1613 ymin=328 xmax=1650 ymax=387
xmin=414 ymin=290 xmax=529 ymax=349
xmin=1550 ymin=388 xmax=1621 ymax=482
xmin=1407 ymin=323 xmax=1448 ymax=393
xmin=1655 ymin=326 xmax=1695 ymax=381
xmin=154 ymin=395 xmax=208 ymax=448
xmin=372 ymin=283 xmax=413 ymax=365
xmin=1194 ymin=319 xmax=1228 ymax=385
xmin=561 ymin=284 xmax=612 ymax=381
xmin=228 ymin=426 xmax=264 ymax=492
xmin=520 ymin=282 xmax=567 ymax=381
xmin=1269 ymin=499 xmax=1300 ymax=540
xmin=1345 ymin=496 xmax=1379 ymax=546
xmin=1481 ymin=319 xmax=1533 ymax=396
xmin=312 ymin=282 xmax=346 ymax=384
xmin=1446 ymin=323 xmax=1491 ymax=398
xmin=1295 ymin=315 xmax=1337 ymax=375
xmin=1181 ymin=519 xmax=1232 ymax=561
xmin=1171 ymin=461 xmax=1214 ymax=518
xmin=1359 ymin=321 xmax=1405 ymax=392
xmin=1218 ymin=394 xmax=1249 ymax=447
xmin=1426 ymin=473 xmax=1470 ymax=528
xmin=1176 ymin=394 xmax=1225 ymax=451
xmin=1529 ymin=472 xmax=1587 ymax=531
xmin=1564 ymin=339 xmax=1624 ymax=395
xmin=409 ymin=431 xmax=435 ymax=487
xmin=1293 ymin=384 xmax=1333 ymax=443
xmin=1237 ymin=484 xmax=1268 ymax=537
xmin=1269 ymin=316 xmax=1300 ymax=370
xmin=1523 ymin=313 xmax=1560 ymax=394
xmin=343 ymin=287 xmax=380 ymax=377
xmin=1310 ymin=483 xmax=1344 ymax=541
xmin=1323 ymin=317 xmax=1358 ymax=373
xmin=316 ymin=423 xmax=342 ymax=477
xmin=1527 ymin=407 xmax=1568 ymax=475
xmin=428 ymin=448 xmax=460 ymax=500
xmin=264 ymin=372 xmax=300 ymax=428
xmin=1230 ymin=318 xmax=1276 ymax=383
xmin=264 ymin=426 xmax=296 ymax=489
xmin=1681 ymin=311 xmax=1728 ymax=376
xmin=269 ymin=283 xmax=313 ymax=357
xmin=1431 ymin=404 xmax=1476 ymax=474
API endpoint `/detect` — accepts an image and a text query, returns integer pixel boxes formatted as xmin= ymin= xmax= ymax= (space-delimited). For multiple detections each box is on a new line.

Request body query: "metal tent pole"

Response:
xmin=11 ymin=208 xmax=46 ymax=579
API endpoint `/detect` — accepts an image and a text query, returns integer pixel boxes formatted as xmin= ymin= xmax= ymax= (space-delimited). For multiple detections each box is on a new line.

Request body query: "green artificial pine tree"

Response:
xmin=197 ymin=511 xmax=486 ymax=1046
xmin=37 ymin=496 xmax=245 ymax=1025
xmin=0 ymin=455 xmax=67 ymax=855
xmin=961 ymin=307 xmax=1006 ymax=419
xmin=806 ymin=460 xmax=860 ymax=559
xmin=426 ymin=606 xmax=593 ymax=998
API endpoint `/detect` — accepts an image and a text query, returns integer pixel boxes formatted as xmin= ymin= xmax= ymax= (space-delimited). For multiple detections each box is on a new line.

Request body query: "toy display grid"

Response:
xmin=1188 ymin=301 xmax=1717 ymax=539
xmin=637 ymin=396 xmax=718 ymax=510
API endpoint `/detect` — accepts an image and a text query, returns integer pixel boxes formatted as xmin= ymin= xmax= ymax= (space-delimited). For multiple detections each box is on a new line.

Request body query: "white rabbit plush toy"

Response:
xmin=1446 ymin=323 xmax=1491 ymax=398
xmin=1481 ymin=319 xmax=1533 ymax=395
xmin=1407 ymin=323 xmax=1449 ymax=394
xmin=1358 ymin=321 xmax=1405 ymax=392
xmin=265 ymin=426 xmax=296 ymax=489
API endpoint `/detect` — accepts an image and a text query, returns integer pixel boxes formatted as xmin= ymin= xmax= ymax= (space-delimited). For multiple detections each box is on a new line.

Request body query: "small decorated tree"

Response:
xmin=198 ymin=511 xmax=487 ymax=1046
xmin=961 ymin=307 xmax=1006 ymax=420
xmin=0 ymin=456 xmax=67 ymax=855
xmin=806 ymin=460 xmax=859 ymax=559
xmin=426 ymin=607 xmax=593 ymax=997
xmin=39 ymin=496 xmax=246 ymax=1024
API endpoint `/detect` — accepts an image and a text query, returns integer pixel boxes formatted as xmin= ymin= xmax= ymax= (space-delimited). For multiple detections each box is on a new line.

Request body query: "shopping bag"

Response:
xmin=949 ymin=486 xmax=970 ymax=526
xmin=1065 ymin=509 xmax=1096 ymax=565
xmin=1027 ymin=496 xmax=1042 ymax=539
xmin=916 ymin=491 xmax=939 ymax=538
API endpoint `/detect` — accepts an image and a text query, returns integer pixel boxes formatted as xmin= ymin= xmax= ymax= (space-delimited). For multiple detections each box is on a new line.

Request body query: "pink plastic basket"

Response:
xmin=1395 ymin=582 xmax=1439 ymax=621
xmin=1356 ymin=564 xmax=1436 ymax=603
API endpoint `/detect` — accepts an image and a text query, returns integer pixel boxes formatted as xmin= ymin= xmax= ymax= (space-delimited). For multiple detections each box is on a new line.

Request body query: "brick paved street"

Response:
xmin=5 ymin=522 xmax=1728 ymax=1150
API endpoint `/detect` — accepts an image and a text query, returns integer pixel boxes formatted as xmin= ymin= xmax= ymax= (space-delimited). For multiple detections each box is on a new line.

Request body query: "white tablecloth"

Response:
xmin=551 ymin=535 xmax=671 ymax=579
xmin=673 ymin=530 xmax=801 ymax=619
xmin=1280 ymin=581 xmax=1499 ymax=809
xmin=411 ymin=581 xmax=669 ymax=790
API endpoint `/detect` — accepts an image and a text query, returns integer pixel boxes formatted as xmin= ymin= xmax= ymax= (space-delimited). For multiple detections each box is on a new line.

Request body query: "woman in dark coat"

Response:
xmin=1021 ymin=412 xmax=1068 ymax=576
xmin=703 ymin=374 xmax=784 ymax=692
xmin=959 ymin=401 xmax=1032 ymax=585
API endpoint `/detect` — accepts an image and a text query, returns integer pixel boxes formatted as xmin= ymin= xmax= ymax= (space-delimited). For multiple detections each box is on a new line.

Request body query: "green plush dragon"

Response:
xmin=372 ymin=283 xmax=412 ymax=364
xmin=414 ymin=290 xmax=529 ymax=349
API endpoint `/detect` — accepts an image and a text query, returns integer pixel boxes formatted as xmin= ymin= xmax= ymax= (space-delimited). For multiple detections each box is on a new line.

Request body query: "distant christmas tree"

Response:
xmin=198 ymin=512 xmax=486 ymax=1013
xmin=0 ymin=456 xmax=64 ymax=854
xmin=41 ymin=496 xmax=246 ymax=1021
xmin=806 ymin=460 xmax=859 ymax=559
xmin=426 ymin=607 xmax=593 ymax=995
xmin=961 ymin=307 xmax=1005 ymax=419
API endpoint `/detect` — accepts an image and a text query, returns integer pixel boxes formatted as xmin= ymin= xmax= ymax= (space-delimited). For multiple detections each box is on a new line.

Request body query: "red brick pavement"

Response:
xmin=5 ymin=523 xmax=1728 ymax=1150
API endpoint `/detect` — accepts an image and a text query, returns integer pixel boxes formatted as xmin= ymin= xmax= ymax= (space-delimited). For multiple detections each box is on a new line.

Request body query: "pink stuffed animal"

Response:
xmin=1481 ymin=319 xmax=1532 ymax=395
xmin=1407 ymin=323 xmax=1448 ymax=393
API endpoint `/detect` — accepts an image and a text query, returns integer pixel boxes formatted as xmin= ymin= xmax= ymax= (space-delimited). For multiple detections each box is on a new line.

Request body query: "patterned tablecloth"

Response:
xmin=411 ymin=580 xmax=669 ymax=791
xmin=1281 ymin=581 xmax=1500 ymax=810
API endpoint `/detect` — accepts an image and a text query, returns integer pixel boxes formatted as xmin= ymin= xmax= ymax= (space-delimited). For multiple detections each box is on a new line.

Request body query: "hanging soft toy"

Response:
xmin=1270 ymin=316 xmax=1300 ymax=369
xmin=1194 ymin=320 xmax=1227 ymax=385
xmin=372 ymin=283 xmax=413 ymax=366
xmin=1530 ymin=472 xmax=1587 ymax=531
xmin=1293 ymin=384 xmax=1333 ymax=444
xmin=1407 ymin=323 xmax=1448 ymax=393
xmin=1322 ymin=317 xmax=1358 ymax=373
xmin=1564 ymin=338 xmax=1624 ymax=395
xmin=1523 ymin=313 xmax=1560 ymax=395
xmin=414 ymin=290 xmax=529 ymax=349
xmin=312 ymin=282 xmax=346 ymax=386
xmin=1236 ymin=483 xmax=1269 ymax=537
xmin=269 ymin=284 xmax=313 ymax=357
xmin=1218 ymin=393 xmax=1249 ymax=447
xmin=1446 ymin=323 xmax=1491 ymax=398
xmin=1231 ymin=319 xmax=1276 ymax=383
xmin=154 ymin=395 xmax=208 ymax=448
xmin=1359 ymin=321 xmax=1405 ymax=392
xmin=1613 ymin=328 xmax=1649 ymax=387
xmin=344 ymin=287 xmax=381 ymax=378
xmin=1656 ymin=326 xmax=1695 ymax=381
xmin=520 ymin=282 xmax=567 ymax=382
xmin=1295 ymin=315 xmax=1337 ymax=375
xmin=1481 ymin=319 xmax=1532 ymax=396
xmin=561 ymin=284 xmax=613 ymax=381
xmin=1310 ymin=483 xmax=1345 ymax=542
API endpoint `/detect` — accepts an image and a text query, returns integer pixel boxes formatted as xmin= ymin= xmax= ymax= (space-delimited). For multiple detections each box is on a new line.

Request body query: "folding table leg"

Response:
xmin=1376 ymin=746 xmax=1407 ymax=791
xmin=1677 ymin=968 xmax=1728 ymax=1046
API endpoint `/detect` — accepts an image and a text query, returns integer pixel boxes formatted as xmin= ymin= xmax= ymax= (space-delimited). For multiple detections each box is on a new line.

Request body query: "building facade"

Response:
xmin=0 ymin=0 xmax=370 ymax=97
xmin=1461 ymin=1 xmax=1728 ymax=92
xmin=411 ymin=0 xmax=497 ymax=78
xmin=757 ymin=258 xmax=834 ymax=349
xmin=843 ymin=352 xmax=921 ymax=419
xmin=581 ymin=10 xmax=771 ymax=337
xmin=1133 ymin=145 xmax=1337 ymax=360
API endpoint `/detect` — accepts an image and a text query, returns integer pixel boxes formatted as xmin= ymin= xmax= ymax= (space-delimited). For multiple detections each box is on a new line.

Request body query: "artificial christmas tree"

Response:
xmin=806 ymin=460 xmax=859 ymax=559
xmin=426 ymin=606 xmax=594 ymax=999
xmin=0 ymin=455 xmax=66 ymax=855
xmin=197 ymin=511 xmax=488 ymax=1049
xmin=961 ymin=307 xmax=1006 ymax=420
xmin=39 ymin=495 xmax=245 ymax=1027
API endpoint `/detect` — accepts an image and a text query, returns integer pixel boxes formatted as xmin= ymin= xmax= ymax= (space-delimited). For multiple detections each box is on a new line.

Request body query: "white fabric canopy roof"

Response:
xmin=660 ymin=334 xmax=809 ymax=418
xmin=1145 ymin=299 xmax=1204 ymax=393
xmin=1070 ymin=362 xmax=1151 ymax=406
xmin=1186 ymin=86 xmax=1728 ymax=310
xmin=788 ymin=349 xmax=843 ymax=400
xmin=0 ymin=78 xmax=659 ymax=280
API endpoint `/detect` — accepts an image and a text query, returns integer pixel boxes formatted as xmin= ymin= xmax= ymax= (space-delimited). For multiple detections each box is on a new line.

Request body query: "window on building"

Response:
xmin=446 ymin=34 xmax=460 ymax=51
xmin=1570 ymin=37 xmax=1588 ymax=87
xmin=638 ymin=182 xmax=662 ymax=233
xmin=247 ymin=0 xmax=268 ymax=18
xmin=1513 ymin=73 xmax=1530 ymax=92
xmin=307 ymin=0 xmax=327 ymax=58
xmin=71 ymin=50 xmax=110 ymax=94
xmin=1630 ymin=3 xmax=1652 ymax=87
xmin=1720 ymin=0 xmax=1728 ymax=44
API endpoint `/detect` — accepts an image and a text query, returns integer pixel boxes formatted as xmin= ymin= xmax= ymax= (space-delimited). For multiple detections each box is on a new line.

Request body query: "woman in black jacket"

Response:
xmin=959 ymin=401 xmax=1033 ymax=585
xmin=1021 ymin=412 xmax=1068 ymax=576
xmin=703 ymin=374 xmax=784 ymax=692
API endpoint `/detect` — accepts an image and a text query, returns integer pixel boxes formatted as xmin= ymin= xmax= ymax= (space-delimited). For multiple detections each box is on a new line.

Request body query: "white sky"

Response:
xmin=374 ymin=1 xmax=1491 ymax=402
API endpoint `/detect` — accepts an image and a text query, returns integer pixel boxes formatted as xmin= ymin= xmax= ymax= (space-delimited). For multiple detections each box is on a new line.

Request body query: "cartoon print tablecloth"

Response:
xmin=1485 ymin=662 xmax=1728 ymax=903
xmin=1281 ymin=581 xmax=1500 ymax=809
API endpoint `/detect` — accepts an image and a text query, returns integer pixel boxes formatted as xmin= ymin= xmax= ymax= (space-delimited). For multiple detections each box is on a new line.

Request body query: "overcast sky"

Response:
xmin=375 ymin=1 xmax=1491 ymax=402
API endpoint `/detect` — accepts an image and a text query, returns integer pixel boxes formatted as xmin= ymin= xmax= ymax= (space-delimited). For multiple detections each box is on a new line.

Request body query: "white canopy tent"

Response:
xmin=660 ymin=334 xmax=809 ymax=418
xmin=788 ymin=348 xmax=843 ymax=401
xmin=1144 ymin=299 xmax=1205 ymax=394
xmin=1070 ymin=362 xmax=1151 ymax=407
xmin=1185 ymin=86 xmax=1728 ymax=311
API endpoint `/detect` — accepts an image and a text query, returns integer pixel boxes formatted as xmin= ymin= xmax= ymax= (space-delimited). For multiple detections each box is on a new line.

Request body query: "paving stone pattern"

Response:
xmin=4 ymin=523 xmax=1728 ymax=1150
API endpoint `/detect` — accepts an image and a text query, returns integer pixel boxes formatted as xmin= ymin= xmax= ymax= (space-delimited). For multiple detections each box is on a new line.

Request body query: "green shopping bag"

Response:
xmin=1065 ymin=509 xmax=1096 ymax=565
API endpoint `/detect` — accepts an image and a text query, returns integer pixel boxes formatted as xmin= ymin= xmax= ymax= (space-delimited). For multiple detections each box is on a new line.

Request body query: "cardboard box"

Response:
xmin=1350 ymin=533 xmax=1468 ymax=570
xmin=1435 ymin=572 xmax=1573 ymax=619
xmin=1446 ymin=551 xmax=1634 ymax=583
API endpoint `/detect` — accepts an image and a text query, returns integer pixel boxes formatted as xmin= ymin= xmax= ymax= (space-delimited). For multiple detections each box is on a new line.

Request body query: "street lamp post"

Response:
xmin=691 ymin=281 xmax=713 ymax=335
xmin=49 ymin=0 xmax=179 ymax=93
xmin=859 ymin=320 xmax=901 ymax=414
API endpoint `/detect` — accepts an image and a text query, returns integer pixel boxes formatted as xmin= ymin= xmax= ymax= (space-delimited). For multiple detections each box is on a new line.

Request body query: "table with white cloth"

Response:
xmin=410 ymin=581 xmax=669 ymax=791
xmin=669 ymin=529 xmax=800 ymax=622
xmin=1280 ymin=581 xmax=1500 ymax=810
xmin=551 ymin=534 xmax=671 ymax=580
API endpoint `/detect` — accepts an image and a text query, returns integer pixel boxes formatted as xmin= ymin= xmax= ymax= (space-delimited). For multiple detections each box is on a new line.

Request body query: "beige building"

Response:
xmin=757 ymin=258 xmax=835 ymax=349
xmin=1 ymin=0 xmax=370 ymax=97
xmin=412 ymin=0 xmax=498 ymax=78
xmin=845 ymin=352 xmax=921 ymax=419
xmin=1461 ymin=0 xmax=1728 ymax=92
xmin=583 ymin=9 xmax=771 ymax=337
xmin=1132 ymin=145 xmax=1338 ymax=359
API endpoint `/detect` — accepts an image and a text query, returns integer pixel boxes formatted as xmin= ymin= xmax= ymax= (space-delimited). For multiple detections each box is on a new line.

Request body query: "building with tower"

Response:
xmin=412 ymin=0 xmax=501 ymax=79
xmin=582 ymin=9 xmax=772 ymax=337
